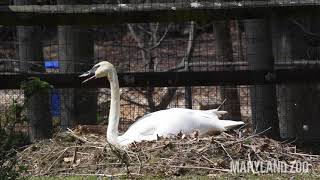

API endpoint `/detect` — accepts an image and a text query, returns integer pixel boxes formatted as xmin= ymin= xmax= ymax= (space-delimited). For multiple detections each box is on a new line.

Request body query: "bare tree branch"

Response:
xmin=156 ymin=22 xmax=197 ymax=110
xmin=127 ymin=24 xmax=144 ymax=49
xmin=117 ymin=1 xmax=195 ymax=112
xmin=137 ymin=25 xmax=152 ymax=36
xmin=169 ymin=21 xmax=196 ymax=72
xmin=155 ymin=87 xmax=178 ymax=110
xmin=290 ymin=18 xmax=320 ymax=39
xmin=148 ymin=24 xmax=172 ymax=51
xmin=184 ymin=21 xmax=196 ymax=70
xmin=120 ymin=95 xmax=149 ymax=109
xmin=146 ymin=87 xmax=156 ymax=111
xmin=154 ymin=23 xmax=159 ymax=36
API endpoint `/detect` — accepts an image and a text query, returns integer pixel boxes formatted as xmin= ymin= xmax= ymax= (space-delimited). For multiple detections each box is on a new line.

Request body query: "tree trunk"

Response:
xmin=185 ymin=87 xmax=192 ymax=109
xmin=244 ymin=19 xmax=280 ymax=139
xmin=214 ymin=21 xmax=241 ymax=120
xmin=14 ymin=0 xmax=52 ymax=141
xmin=58 ymin=0 xmax=97 ymax=129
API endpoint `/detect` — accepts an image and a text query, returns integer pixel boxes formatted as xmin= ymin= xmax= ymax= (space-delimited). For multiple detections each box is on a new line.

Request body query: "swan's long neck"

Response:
xmin=106 ymin=69 xmax=121 ymax=145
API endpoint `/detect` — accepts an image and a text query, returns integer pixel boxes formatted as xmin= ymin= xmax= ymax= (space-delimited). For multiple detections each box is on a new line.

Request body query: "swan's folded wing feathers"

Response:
xmin=203 ymin=109 xmax=228 ymax=118
xmin=222 ymin=120 xmax=245 ymax=130
xmin=122 ymin=112 xmax=160 ymax=137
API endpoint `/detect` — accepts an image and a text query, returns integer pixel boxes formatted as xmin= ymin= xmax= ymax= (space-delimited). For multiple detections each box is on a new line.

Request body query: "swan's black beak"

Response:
xmin=79 ymin=66 xmax=98 ymax=83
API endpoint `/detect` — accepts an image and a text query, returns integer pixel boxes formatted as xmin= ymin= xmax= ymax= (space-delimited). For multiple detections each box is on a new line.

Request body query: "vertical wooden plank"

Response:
xmin=244 ymin=19 xmax=280 ymax=139
xmin=14 ymin=0 xmax=52 ymax=141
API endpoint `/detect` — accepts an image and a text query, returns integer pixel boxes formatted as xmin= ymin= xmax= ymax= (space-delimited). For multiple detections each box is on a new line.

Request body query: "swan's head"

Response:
xmin=80 ymin=61 xmax=116 ymax=83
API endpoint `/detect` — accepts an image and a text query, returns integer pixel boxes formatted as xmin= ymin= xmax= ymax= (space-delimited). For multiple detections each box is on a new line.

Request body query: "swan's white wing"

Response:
xmin=119 ymin=111 xmax=163 ymax=142
xmin=118 ymin=111 xmax=164 ymax=145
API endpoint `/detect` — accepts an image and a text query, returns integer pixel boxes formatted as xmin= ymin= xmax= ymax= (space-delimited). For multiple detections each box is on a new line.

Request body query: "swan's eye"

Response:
xmin=95 ymin=66 xmax=108 ymax=78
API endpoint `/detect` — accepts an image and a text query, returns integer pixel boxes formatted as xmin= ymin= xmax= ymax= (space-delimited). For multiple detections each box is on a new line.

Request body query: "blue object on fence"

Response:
xmin=44 ymin=60 xmax=59 ymax=69
xmin=44 ymin=59 xmax=61 ymax=117
xmin=50 ymin=89 xmax=61 ymax=117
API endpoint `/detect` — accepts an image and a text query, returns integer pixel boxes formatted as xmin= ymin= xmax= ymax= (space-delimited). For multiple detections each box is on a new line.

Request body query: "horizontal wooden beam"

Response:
xmin=1 ymin=69 xmax=320 ymax=89
xmin=0 ymin=2 xmax=320 ymax=25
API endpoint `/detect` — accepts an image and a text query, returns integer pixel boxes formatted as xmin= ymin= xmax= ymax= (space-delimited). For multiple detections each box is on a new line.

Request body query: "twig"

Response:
xmin=170 ymin=165 xmax=230 ymax=172
xmin=221 ymin=132 xmax=233 ymax=138
xmin=216 ymin=98 xmax=227 ymax=110
xmin=146 ymin=145 xmax=166 ymax=151
xmin=289 ymin=152 xmax=320 ymax=158
xmin=60 ymin=173 xmax=143 ymax=177
xmin=235 ymin=123 xmax=249 ymax=134
xmin=67 ymin=128 xmax=91 ymax=143
xmin=37 ymin=146 xmax=58 ymax=166
xmin=132 ymin=143 xmax=143 ymax=174
xmin=42 ymin=147 xmax=68 ymax=175
xmin=68 ymin=145 xmax=105 ymax=149
xmin=268 ymin=152 xmax=299 ymax=160
xmin=201 ymin=155 xmax=215 ymax=165
xmin=214 ymin=140 xmax=233 ymax=161
xmin=229 ymin=127 xmax=272 ymax=145
xmin=72 ymin=146 xmax=78 ymax=164
xmin=66 ymin=128 xmax=105 ymax=145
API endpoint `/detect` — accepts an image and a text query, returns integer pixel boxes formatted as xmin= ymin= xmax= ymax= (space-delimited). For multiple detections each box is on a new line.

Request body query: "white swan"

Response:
xmin=80 ymin=61 xmax=244 ymax=146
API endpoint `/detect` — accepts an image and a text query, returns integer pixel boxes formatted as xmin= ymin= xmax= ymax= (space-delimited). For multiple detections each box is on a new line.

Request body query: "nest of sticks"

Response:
xmin=17 ymin=126 xmax=320 ymax=178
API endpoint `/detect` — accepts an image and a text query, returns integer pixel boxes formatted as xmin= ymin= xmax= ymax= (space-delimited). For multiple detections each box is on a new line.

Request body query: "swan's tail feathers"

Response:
xmin=221 ymin=120 xmax=245 ymax=130
xmin=215 ymin=110 xmax=228 ymax=116
xmin=206 ymin=109 xmax=228 ymax=117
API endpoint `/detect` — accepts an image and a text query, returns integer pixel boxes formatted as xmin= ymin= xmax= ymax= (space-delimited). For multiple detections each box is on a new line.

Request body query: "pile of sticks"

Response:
xmin=17 ymin=127 xmax=320 ymax=178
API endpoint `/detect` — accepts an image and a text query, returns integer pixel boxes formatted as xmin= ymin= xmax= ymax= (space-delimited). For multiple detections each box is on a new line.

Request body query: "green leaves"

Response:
xmin=20 ymin=77 xmax=53 ymax=98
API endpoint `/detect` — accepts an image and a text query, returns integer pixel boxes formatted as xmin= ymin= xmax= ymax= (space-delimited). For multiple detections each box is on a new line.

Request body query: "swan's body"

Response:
xmin=118 ymin=108 xmax=244 ymax=145
xmin=80 ymin=61 xmax=244 ymax=147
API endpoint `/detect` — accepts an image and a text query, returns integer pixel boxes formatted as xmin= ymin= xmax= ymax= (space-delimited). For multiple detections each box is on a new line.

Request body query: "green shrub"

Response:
xmin=0 ymin=129 xmax=28 ymax=180
xmin=0 ymin=97 xmax=30 ymax=179
xmin=20 ymin=77 xmax=53 ymax=98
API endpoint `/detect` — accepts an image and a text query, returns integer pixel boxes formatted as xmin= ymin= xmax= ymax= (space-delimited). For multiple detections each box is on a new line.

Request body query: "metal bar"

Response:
xmin=0 ymin=2 xmax=319 ymax=25
xmin=1 ymin=58 xmax=320 ymax=67
xmin=0 ymin=69 xmax=320 ymax=89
